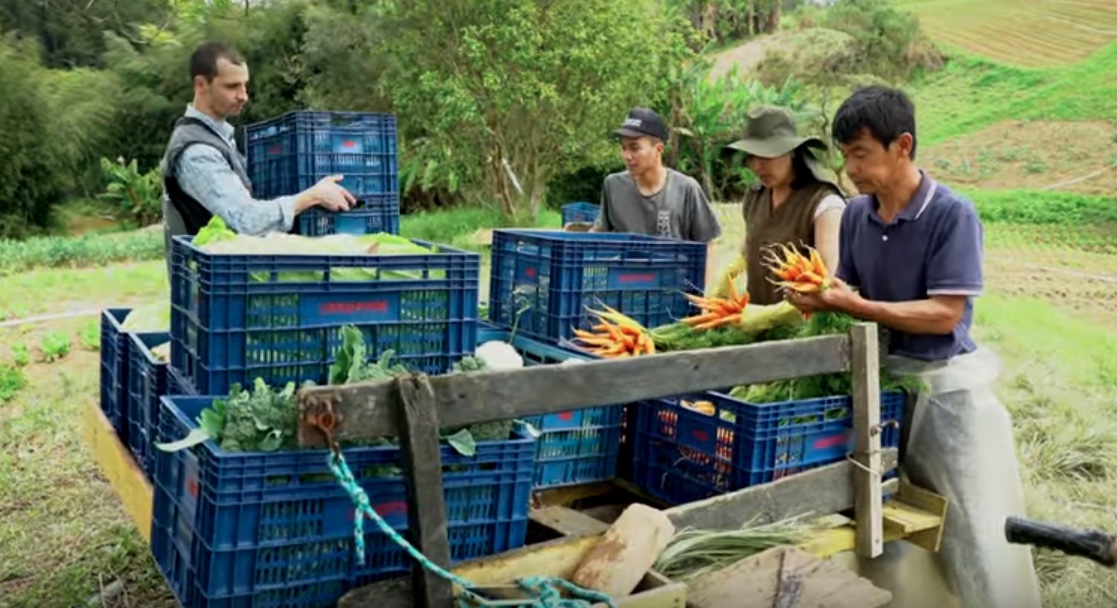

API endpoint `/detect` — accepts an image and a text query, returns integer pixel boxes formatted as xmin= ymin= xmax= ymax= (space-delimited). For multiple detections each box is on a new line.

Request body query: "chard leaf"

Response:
xmin=155 ymin=427 xmax=213 ymax=452
xmin=259 ymin=429 xmax=284 ymax=452
xmin=445 ymin=429 xmax=476 ymax=457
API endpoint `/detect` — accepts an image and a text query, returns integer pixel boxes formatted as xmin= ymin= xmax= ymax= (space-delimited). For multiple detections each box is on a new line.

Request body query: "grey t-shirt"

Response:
xmin=594 ymin=168 xmax=722 ymax=243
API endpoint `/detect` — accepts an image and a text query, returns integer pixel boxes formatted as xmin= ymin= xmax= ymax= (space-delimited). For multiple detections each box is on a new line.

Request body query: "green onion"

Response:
xmin=652 ymin=516 xmax=815 ymax=581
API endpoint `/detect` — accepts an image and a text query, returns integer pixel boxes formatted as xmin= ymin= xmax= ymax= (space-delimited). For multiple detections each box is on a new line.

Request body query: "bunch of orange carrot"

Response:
xmin=571 ymin=306 xmax=655 ymax=357
xmin=762 ymin=243 xmax=831 ymax=294
xmin=678 ymin=280 xmax=750 ymax=330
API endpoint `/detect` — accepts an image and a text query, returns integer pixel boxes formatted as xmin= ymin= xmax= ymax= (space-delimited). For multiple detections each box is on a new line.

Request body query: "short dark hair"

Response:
xmin=832 ymin=85 xmax=917 ymax=159
xmin=190 ymin=42 xmax=245 ymax=82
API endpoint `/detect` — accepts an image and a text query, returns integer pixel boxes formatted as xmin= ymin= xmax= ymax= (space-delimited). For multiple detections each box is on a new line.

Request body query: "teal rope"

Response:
xmin=328 ymin=451 xmax=618 ymax=608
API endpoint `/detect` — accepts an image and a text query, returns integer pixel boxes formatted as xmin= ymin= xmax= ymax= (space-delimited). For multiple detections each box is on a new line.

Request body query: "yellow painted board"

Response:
xmin=82 ymin=401 xmax=154 ymax=544
xmin=881 ymin=501 xmax=942 ymax=533
xmin=799 ymin=499 xmax=944 ymax=558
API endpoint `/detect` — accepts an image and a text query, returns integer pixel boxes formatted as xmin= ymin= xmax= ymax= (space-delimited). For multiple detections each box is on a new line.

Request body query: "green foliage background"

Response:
xmin=0 ymin=0 xmax=935 ymax=234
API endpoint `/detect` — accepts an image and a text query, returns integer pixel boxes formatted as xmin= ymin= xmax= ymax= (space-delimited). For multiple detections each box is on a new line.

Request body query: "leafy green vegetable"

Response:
xmin=327 ymin=327 xmax=513 ymax=455
xmin=155 ymin=378 xmax=309 ymax=453
xmin=651 ymin=322 xmax=758 ymax=351
xmin=158 ymin=324 xmax=517 ymax=467
xmin=194 ymin=215 xmax=236 ymax=246
xmin=653 ymin=517 xmax=814 ymax=582
xmin=329 ymin=325 xmax=408 ymax=384
xmin=451 ymin=356 xmax=487 ymax=373
xmin=727 ymin=311 xmax=927 ymax=404
xmin=189 ymin=216 xmax=445 ymax=283
xmin=443 ymin=429 xmax=477 ymax=457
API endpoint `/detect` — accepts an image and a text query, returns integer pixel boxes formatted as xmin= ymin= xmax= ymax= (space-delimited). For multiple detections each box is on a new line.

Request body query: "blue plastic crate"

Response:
xmin=631 ymin=390 xmax=906 ymax=505
xmin=476 ymin=326 xmax=623 ymax=489
xmin=561 ymin=202 xmax=599 ymax=226
xmin=169 ymin=235 xmax=480 ymax=396
xmin=488 ymin=229 xmax=706 ymax=342
xmin=151 ymin=395 xmax=535 ymax=608
xmin=99 ymin=308 xmax=131 ymax=438
xmin=126 ymin=331 xmax=170 ymax=477
xmin=295 ymin=194 xmax=401 ymax=237
xmin=246 ymin=111 xmax=399 ymax=200
xmin=168 ymin=366 xmax=196 ymax=396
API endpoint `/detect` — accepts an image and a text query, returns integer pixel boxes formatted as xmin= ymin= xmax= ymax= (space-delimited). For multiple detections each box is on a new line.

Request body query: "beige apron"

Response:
xmin=831 ymin=348 xmax=1042 ymax=608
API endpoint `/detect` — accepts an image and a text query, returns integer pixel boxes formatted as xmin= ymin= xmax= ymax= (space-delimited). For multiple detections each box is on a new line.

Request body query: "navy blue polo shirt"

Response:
xmin=836 ymin=171 xmax=983 ymax=362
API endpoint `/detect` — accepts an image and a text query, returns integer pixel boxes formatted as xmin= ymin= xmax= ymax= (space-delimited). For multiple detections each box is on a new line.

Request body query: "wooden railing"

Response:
xmin=297 ymin=322 xmax=891 ymax=608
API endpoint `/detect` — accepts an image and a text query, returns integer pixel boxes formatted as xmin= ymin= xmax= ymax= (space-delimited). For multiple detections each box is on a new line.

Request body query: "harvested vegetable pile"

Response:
xmin=156 ymin=377 xmax=307 ymax=453
xmin=727 ymin=311 xmax=925 ymax=403
xmin=762 ymin=243 xmax=831 ymax=294
xmin=651 ymin=300 xmax=803 ymax=352
xmin=156 ymin=324 xmax=513 ymax=466
xmin=188 ymin=216 xmax=449 ymax=283
xmin=678 ymin=288 xmax=750 ymax=330
xmin=569 ymin=306 xmax=655 ymax=357
xmin=652 ymin=517 xmax=814 ymax=581
xmin=183 ymin=217 xmax=459 ymax=367
xmin=329 ymin=325 xmax=515 ymax=453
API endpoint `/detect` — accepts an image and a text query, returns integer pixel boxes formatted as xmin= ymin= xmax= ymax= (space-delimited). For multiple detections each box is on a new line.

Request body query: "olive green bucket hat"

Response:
xmin=726 ymin=105 xmax=839 ymax=189
xmin=727 ymin=106 xmax=826 ymax=158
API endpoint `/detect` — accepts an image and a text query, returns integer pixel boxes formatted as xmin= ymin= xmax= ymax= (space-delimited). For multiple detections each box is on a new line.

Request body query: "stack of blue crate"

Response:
xmin=246 ymin=110 xmax=401 ymax=236
xmin=141 ymin=231 xmax=542 ymax=608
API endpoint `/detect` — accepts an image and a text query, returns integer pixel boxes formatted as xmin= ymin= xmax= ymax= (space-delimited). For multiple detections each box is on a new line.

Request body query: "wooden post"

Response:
xmin=850 ymin=323 xmax=883 ymax=558
xmin=397 ymin=374 xmax=454 ymax=608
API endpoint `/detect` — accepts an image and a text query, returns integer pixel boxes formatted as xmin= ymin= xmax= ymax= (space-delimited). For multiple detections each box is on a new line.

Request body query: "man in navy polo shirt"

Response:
xmin=789 ymin=86 xmax=1040 ymax=608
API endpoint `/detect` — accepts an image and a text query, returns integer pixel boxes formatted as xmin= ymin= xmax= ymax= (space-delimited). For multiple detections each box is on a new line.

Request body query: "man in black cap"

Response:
xmin=593 ymin=107 xmax=721 ymax=282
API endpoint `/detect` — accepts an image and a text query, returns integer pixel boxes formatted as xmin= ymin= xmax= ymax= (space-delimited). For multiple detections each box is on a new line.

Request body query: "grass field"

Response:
xmin=909 ymin=44 xmax=1117 ymax=147
xmin=3 ymin=11 xmax=1117 ymax=608
xmin=900 ymin=0 xmax=1117 ymax=67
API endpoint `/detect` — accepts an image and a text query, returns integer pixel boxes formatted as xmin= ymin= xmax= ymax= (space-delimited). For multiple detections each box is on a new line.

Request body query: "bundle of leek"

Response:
xmin=651 ymin=516 xmax=814 ymax=581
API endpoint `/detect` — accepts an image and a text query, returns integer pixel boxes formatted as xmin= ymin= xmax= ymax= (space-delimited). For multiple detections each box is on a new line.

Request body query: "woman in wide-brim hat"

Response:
xmin=721 ymin=105 xmax=847 ymax=306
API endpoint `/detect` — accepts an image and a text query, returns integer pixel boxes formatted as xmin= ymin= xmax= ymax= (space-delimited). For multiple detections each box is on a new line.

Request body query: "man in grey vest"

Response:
xmin=592 ymin=107 xmax=722 ymax=286
xmin=159 ymin=41 xmax=355 ymax=273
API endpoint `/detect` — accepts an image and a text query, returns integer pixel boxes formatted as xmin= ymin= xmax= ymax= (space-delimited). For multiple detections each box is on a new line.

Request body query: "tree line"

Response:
xmin=0 ymin=0 xmax=936 ymax=238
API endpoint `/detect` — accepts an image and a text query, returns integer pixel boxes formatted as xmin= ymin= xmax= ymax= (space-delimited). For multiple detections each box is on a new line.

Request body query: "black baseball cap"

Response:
xmin=613 ymin=107 xmax=668 ymax=142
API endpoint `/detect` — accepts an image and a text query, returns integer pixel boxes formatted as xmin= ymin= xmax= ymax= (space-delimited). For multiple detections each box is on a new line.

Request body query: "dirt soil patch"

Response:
xmin=985 ymin=252 xmax=1117 ymax=330
xmin=908 ymin=0 xmax=1117 ymax=67
xmin=921 ymin=120 xmax=1117 ymax=195
xmin=709 ymin=36 xmax=781 ymax=80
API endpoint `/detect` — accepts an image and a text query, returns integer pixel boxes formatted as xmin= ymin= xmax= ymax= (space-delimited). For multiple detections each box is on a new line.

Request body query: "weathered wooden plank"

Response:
xmin=532 ymin=481 xmax=617 ymax=508
xmin=580 ymin=504 xmax=629 ymax=526
xmin=687 ymin=545 xmax=892 ymax=608
xmin=530 ymin=506 xmax=611 ymax=537
xmin=338 ymin=534 xmax=686 ymax=608
xmin=664 ymin=449 xmax=899 ymax=531
xmin=297 ymin=335 xmax=850 ymax=445
xmin=397 ymin=375 xmax=453 ymax=608
xmin=850 ymin=323 xmax=883 ymax=558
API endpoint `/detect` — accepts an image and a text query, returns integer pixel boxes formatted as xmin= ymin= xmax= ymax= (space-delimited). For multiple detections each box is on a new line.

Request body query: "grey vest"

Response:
xmin=160 ymin=116 xmax=253 ymax=266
